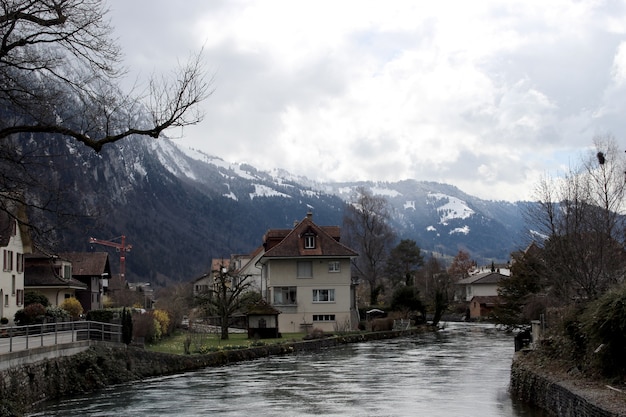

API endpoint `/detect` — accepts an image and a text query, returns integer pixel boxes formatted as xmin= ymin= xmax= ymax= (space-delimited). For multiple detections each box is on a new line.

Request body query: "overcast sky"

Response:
xmin=109 ymin=0 xmax=626 ymax=202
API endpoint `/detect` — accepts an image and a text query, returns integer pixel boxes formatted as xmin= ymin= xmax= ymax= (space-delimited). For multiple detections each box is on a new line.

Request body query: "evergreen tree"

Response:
xmin=493 ymin=250 xmax=545 ymax=329
xmin=122 ymin=307 xmax=133 ymax=345
xmin=386 ymin=239 xmax=424 ymax=288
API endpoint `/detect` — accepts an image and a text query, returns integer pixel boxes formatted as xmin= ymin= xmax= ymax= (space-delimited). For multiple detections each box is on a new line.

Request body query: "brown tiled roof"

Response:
xmin=58 ymin=252 xmax=111 ymax=276
xmin=245 ymin=299 xmax=281 ymax=315
xmin=25 ymin=264 xmax=87 ymax=289
xmin=470 ymin=295 xmax=500 ymax=306
xmin=0 ymin=203 xmax=32 ymax=252
xmin=261 ymin=214 xmax=358 ymax=259
xmin=233 ymin=245 xmax=264 ymax=272
xmin=0 ymin=211 xmax=12 ymax=247
xmin=458 ymin=271 xmax=506 ymax=285
xmin=211 ymin=258 xmax=230 ymax=272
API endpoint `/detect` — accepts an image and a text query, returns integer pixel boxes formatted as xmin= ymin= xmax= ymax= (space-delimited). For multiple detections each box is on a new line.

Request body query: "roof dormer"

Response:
xmin=301 ymin=227 xmax=317 ymax=249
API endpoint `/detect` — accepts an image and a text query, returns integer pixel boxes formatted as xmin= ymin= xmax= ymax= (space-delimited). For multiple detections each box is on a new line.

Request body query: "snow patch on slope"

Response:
xmin=428 ymin=192 xmax=474 ymax=224
xmin=250 ymin=184 xmax=291 ymax=199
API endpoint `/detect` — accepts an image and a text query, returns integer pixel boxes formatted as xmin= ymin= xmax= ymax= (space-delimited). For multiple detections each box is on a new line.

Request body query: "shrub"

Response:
xmin=86 ymin=309 xmax=116 ymax=323
xmin=152 ymin=309 xmax=170 ymax=337
xmin=24 ymin=291 xmax=49 ymax=308
xmin=122 ymin=308 xmax=133 ymax=345
xmin=581 ymin=285 xmax=626 ymax=378
xmin=45 ymin=306 xmax=70 ymax=322
xmin=0 ymin=317 xmax=8 ymax=325
xmin=303 ymin=327 xmax=325 ymax=340
xmin=133 ymin=311 xmax=156 ymax=344
xmin=60 ymin=298 xmax=83 ymax=319
xmin=15 ymin=303 xmax=46 ymax=325
xmin=391 ymin=286 xmax=423 ymax=313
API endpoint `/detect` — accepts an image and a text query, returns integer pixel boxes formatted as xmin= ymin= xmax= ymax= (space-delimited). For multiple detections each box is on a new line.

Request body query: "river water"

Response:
xmin=30 ymin=322 xmax=544 ymax=416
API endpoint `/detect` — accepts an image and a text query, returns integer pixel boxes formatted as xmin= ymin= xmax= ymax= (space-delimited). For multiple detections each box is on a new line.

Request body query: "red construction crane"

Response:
xmin=88 ymin=235 xmax=132 ymax=280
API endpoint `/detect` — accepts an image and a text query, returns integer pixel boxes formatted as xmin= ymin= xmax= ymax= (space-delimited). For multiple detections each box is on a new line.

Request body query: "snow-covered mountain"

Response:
xmin=17 ymin=136 xmax=530 ymax=285
xmin=152 ymin=139 xmax=528 ymax=264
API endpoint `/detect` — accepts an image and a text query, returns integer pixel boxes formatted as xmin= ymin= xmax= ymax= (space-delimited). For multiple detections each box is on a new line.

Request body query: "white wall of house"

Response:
xmin=0 ymin=220 xmax=25 ymax=324
xmin=266 ymin=258 xmax=353 ymax=333
xmin=465 ymin=283 xmax=500 ymax=301
xmin=235 ymin=254 xmax=263 ymax=293
xmin=29 ymin=287 xmax=76 ymax=307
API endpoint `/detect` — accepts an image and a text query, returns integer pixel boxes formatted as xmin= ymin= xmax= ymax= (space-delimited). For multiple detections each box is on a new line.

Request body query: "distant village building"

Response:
xmin=456 ymin=271 xmax=507 ymax=302
xmin=58 ymin=252 xmax=111 ymax=312
xmin=24 ymin=252 xmax=87 ymax=307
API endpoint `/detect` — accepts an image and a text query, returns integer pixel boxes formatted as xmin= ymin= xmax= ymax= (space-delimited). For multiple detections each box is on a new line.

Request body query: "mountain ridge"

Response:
xmin=15 ymin=136 xmax=531 ymax=285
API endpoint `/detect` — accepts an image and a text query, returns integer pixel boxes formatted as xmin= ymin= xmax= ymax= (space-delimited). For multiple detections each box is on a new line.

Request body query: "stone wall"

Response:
xmin=0 ymin=328 xmax=421 ymax=416
xmin=510 ymin=353 xmax=626 ymax=417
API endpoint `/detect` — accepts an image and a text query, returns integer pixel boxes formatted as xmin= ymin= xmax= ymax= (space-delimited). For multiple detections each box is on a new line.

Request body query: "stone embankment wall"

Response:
xmin=0 ymin=329 xmax=421 ymax=416
xmin=510 ymin=353 xmax=626 ymax=417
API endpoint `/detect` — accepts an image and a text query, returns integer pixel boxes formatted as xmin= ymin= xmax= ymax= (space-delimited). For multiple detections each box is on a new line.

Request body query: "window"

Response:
xmin=4 ymin=294 xmax=8 ymax=307
xmin=11 ymin=275 xmax=15 ymax=295
xmin=16 ymin=289 xmax=23 ymax=306
xmin=312 ymin=289 xmax=335 ymax=303
xmin=313 ymin=314 xmax=336 ymax=322
xmin=63 ymin=265 xmax=72 ymax=279
xmin=304 ymin=234 xmax=316 ymax=249
xmin=273 ymin=287 xmax=297 ymax=305
xmin=297 ymin=261 xmax=313 ymax=278
xmin=3 ymin=250 xmax=13 ymax=271
xmin=16 ymin=253 xmax=23 ymax=274
xmin=328 ymin=261 xmax=340 ymax=272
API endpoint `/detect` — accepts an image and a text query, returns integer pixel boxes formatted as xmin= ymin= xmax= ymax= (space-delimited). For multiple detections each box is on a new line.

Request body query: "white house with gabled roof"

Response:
xmin=257 ymin=212 xmax=359 ymax=333
xmin=0 ymin=205 xmax=32 ymax=324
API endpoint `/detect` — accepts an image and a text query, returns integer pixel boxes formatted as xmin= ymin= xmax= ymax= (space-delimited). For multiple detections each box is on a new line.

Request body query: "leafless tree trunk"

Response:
xmin=526 ymin=135 xmax=626 ymax=302
xmin=343 ymin=187 xmax=396 ymax=305
xmin=0 ymin=0 xmax=212 ymax=151
xmin=195 ymin=263 xmax=252 ymax=340
xmin=0 ymin=0 xmax=212 ymax=241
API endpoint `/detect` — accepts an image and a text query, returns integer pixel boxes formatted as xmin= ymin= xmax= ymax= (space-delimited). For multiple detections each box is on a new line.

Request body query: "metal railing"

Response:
xmin=0 ymin=320 xmax=123 ymax=353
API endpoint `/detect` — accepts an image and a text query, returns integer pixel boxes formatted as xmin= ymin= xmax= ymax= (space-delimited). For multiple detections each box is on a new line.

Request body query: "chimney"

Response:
xmin=306 ymin=211 xmax=313 ymax=219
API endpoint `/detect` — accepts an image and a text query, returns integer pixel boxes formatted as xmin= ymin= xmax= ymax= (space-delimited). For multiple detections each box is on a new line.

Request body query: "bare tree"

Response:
xmin=448 ymin=250 xmax=474 ymax=280
xmin=418 ymin=256 xmax=454 ymax=326
xmin=195 ymin=263 xmax=253 ymax=340
xmin=0 ymin=0 xmax=212 ymax=241
xmin=154 ymin=282 xmax=194 ymax=333
xmin=343 ymin=187 xmax=397 ymax=305
xmin=527 ymin=135 xmax=626 ymax=302
xmin=0 ymin=0 xmax=212 ymax=151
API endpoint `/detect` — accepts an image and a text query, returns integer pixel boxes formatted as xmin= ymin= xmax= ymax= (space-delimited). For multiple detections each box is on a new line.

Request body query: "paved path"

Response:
xmin=0 ymin=329 xmax=79 ymax=355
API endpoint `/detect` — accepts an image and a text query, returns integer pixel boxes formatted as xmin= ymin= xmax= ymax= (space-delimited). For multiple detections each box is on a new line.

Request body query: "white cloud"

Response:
xmin=611 ymin=42 xmax=626 ymax=86
xmin=109 ymin=0 xmax=626 ymax=202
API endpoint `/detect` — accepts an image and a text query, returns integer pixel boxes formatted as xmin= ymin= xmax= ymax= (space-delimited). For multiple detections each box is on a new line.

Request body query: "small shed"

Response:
xmin=246 ymin=300 xmax=281 ymax=339
xmin=469 ymin=295 xmax=500 ymax=319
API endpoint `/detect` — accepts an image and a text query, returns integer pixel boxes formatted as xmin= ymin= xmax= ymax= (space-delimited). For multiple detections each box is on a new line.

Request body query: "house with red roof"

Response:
xmin=257 ymin=212 xmax=359 ymax=333
xmin=456 ymin=271 xmax=507 ymax=302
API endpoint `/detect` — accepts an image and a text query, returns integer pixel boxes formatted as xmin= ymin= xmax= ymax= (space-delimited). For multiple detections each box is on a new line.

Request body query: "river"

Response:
xmin=30 ymin=322 xmax=545 ymax=416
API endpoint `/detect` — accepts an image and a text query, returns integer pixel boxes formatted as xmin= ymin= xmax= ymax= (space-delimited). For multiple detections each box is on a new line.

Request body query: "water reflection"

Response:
xmin=30 ymin=323 xmax=545 ymax=416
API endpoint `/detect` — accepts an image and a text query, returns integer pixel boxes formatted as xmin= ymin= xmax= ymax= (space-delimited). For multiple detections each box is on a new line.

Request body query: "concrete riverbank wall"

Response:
xmin=0 ymin=329 xmax=422 ymax=416
xmin=510 ymin=352 xmax=626 ymax=417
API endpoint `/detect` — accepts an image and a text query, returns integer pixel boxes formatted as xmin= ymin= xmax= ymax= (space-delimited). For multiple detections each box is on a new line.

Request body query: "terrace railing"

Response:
xmin=0 ymin=320 xmax=123 ymax=354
